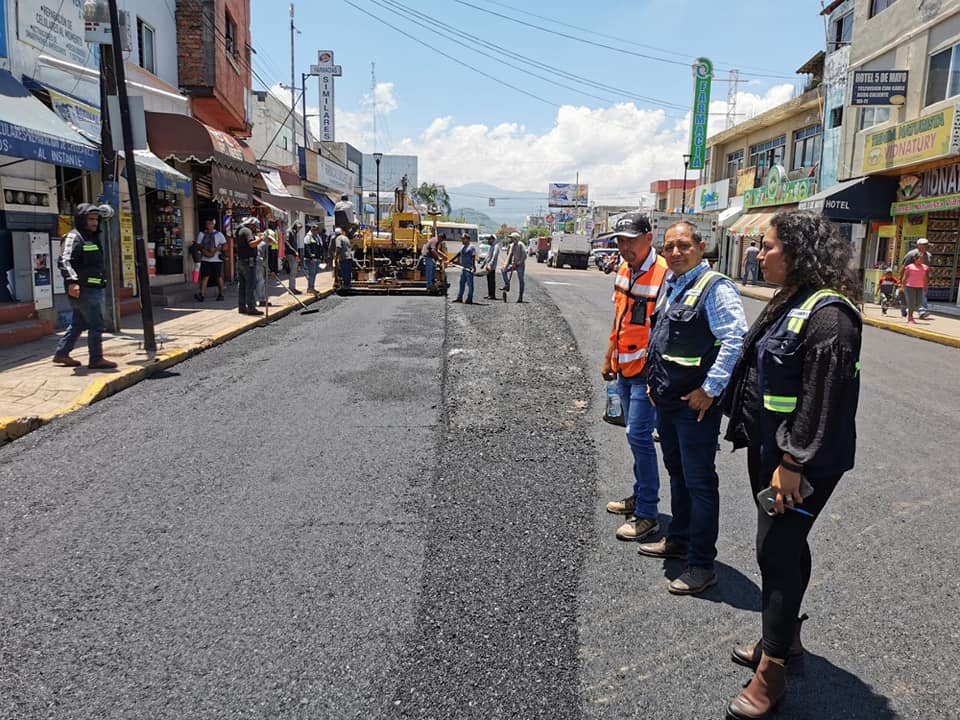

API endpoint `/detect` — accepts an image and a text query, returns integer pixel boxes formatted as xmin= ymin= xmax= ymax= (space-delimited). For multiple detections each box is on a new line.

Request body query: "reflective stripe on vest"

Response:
xmin=682 ymin=270 xmax=723 ymax=307
xmin=82 ymin=244 xmax=99 ymax=252
xmin=617 ymin=347 xmax=647 ymax=364
xmin=763 ymin=394 xmax=798 ymax=413
xmin=786 ymin=289 xmax=859 ymax=333
xmin=87 ymin=277 xmax=105 ymax=286
xmin=662 ymin=354 xmax=701 ymax=367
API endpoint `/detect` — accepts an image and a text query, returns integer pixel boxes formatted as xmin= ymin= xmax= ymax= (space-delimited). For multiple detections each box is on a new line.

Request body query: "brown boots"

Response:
xmin=731 ymin=614 xmax=807 ymax=674
xmin=726 ymin=654 xmax=786 ymax=719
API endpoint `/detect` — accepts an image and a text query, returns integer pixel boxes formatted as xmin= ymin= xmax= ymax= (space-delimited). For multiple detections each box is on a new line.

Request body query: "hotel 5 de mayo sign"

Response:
xmin=743 ymin=165 xmax=816 ymax=210
xmin=862 ymin=105 xmax=960 ymax=174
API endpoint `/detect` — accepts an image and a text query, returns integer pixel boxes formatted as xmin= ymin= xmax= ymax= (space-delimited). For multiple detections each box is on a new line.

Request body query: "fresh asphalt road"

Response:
xmin=0 ymin=263 xmax=956 ymax=719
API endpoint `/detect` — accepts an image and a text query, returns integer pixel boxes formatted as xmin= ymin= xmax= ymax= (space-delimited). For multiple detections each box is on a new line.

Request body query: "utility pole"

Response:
xmin=290 ymin=4 xmax=297 ymax=156
xmin=681 ymin=154 xmax=692 ymax=215
xmin=106 ymin=0 xmax=156 ymax=352
xmin=97 ymin=32 xmax=121 ymax=332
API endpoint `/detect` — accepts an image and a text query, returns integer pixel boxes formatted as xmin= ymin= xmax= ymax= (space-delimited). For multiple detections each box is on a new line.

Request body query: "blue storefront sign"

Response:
xmin=851 ymin=70 xmax=909 ymax=106
xmin=0 ymin=71 xmax=99 ymax=170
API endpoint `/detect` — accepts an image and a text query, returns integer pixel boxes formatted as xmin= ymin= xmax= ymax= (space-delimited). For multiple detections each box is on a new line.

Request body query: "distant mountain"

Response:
xmin=447 ymin=183 xmax=546 ymax=228
xmin=451 ymin=208 xmax=496 ymax=230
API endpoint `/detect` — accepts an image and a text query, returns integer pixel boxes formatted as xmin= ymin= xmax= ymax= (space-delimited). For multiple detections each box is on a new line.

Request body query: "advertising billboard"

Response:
xmin=548 ymin=183 xmax=588 ymax=207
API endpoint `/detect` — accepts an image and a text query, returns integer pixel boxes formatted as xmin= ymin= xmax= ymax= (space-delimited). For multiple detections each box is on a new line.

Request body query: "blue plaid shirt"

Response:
xmin=664 ymin=261 xmax=748 ymax=398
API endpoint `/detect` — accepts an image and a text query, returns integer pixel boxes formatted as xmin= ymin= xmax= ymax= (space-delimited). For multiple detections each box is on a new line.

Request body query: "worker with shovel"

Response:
xmin=451 ymin=233 xmax=477 ymax=304
xmin=501 ymin=231 xmax=527 ymax=303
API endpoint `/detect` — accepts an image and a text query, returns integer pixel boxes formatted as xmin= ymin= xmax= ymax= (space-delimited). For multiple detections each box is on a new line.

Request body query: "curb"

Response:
xmin=0 ymin=289 xmax=333 ymax=446
xmin=738 ymin=288 xmax=960 ymax=350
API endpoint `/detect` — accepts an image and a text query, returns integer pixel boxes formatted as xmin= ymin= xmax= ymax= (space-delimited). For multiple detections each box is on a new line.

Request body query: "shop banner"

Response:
xmin=16 ymin=0 xmax=88 ymax=65
xmin=302 ymin=148 xmax=355 ymax=194
xmin=862 ymin=105 xmax=959 ymax=174
xmin=47 ymin=88 xmax=101 ymax=141
xmin=688 ymin=58 xmax=713 ymax=171
xmin=120 ymin=211 xmax=137 ymax=292
xmin=743 ymin=165 xmax=816 ymax=210
xmin=736 ymin=166 xmax=756 ymax=196
xmin=548 ymin=183 xmax=588 ymax=208
xmin=891 ymin=192 xmax=960 ymax=216
xmin=851 ymin=70 xmax=908 ymax=106
xmin=694 ymin=180 xmax=729 ymax=212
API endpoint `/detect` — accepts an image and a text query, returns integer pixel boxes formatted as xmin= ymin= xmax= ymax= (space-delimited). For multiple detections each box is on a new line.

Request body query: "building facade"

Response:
xmin=648 ymin=179 xmax=697 ymax=213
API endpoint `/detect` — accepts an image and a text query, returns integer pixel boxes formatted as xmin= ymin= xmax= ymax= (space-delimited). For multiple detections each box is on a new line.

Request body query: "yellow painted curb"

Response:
xmin=0 ymin=289 xmax=333 ymax=445
xmin=738 ymin=288 xmax=960 ymax=350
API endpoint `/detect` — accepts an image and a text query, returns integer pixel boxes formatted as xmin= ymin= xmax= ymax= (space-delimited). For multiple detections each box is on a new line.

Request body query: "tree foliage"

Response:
xmin=412 ymin=183 xmax=452 ymax=216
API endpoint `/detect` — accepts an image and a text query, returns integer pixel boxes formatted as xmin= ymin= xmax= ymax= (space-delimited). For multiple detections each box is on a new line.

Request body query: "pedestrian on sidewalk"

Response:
xmin=52 ymin=204 xmax=118 ymax=369
xmin=193 ymin=217 xmax=226 ymax=302
xmin=451 ymin=233 xmax=476 ymax=304
xmin=876 ymin=268 xmax=899 ymax=315
xmin=284 ymin=221 xmax=302 ymax=295
xmin=319 ymin=226 xmax=333 ymax=271
xmin=501 ymin=232 xmax=527 ymax=302
xmin=302 ymin=223 xmax=322 ymax=293
xmin=743 ymin=241 xmax=760 ymax=286
xmin=639 ymin=221 xmax=747 ymax=596
xmin=900 ymin=238 xmax=931 ymax=319
xmin=265 ymin=220 xmax=280 ymax=276
xmin=236 ymin=217 xmax=263 ymax=316
xmin=482 ymin=234 xmax=501 ymax=299
xmin=901 ymin=246 xmax=929 ymax=324
xmin=254 ymin=229 xmax=270 ymax=308
xmin=720 ymin=209 xmax=862 ymax=720
xmin=598 ymin=212 xmax=668 ymax=542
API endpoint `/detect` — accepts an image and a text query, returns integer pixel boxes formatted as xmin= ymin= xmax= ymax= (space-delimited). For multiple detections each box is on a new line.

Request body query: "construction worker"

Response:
xmin=638 ymin=220 xmax=747 ymax=596
xmin=451 ymin=232 xmax=476 ymax=304
xmin=52 ymin=203 xmax=118 ymax=369
xmin=284 ymin=221 xmax=302 ymax=295
xmin=420 ymin=231 xmax=441 ymax=294
xmin=500 ymin=231 xmax=527 ymax=302
xmin=333 ymin=228 xmax=354 ymax=293
xmin=599 ymin=212 xmax=668 ymax=542
xmin=265 ymin=220 xmax=280 ymax=276
xmin=302 ymin=223 xmax=322 ymax=293
xmin=483 ymin=234 xmax=501 ymax=299
xmin=236 ymin=216 xmax=263 ymax=316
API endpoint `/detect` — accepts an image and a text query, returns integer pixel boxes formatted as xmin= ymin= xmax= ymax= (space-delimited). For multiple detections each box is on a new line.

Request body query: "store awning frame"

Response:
xmin=797 ymin=175 xmax=899 ymax=221
xmin=0 ymin=69 xmax=99 ymax=170
xmin=304 ymin=188 xmax=336 ymax=216
xmin=729 ymin=211 xmax=775 ymax=236
xmin=120 ymin=149 xmax=192 ymax=196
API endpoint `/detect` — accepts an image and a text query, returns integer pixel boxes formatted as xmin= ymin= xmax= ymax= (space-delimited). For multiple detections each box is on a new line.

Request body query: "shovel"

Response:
xmin=270 ymin=272 xmax=320 ymax=315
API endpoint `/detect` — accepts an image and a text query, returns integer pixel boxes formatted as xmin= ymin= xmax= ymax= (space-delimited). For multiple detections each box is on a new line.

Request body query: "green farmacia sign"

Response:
xmin=688 ymin=58 xmax=713 ymax=171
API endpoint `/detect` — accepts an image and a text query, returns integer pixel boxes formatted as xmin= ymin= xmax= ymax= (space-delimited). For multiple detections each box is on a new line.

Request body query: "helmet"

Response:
xmin=241 ymin=216 xmax=260 ymax=230
xmin=509 ymin=231 xmax=521 ymax=239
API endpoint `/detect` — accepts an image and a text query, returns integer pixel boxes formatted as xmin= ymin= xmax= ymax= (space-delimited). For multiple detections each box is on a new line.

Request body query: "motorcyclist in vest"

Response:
xmin=639 ymin=221 xmax=747 ymax=596
xmin=721 ymin=210 xmax=862 ymax=720
xmin=52 ymin=203 xmax=118 ymax=370
xmin=600 ymin=212 xmax=669 ymax=543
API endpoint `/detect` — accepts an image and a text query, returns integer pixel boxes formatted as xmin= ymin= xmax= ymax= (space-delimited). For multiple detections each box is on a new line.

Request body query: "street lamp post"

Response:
xmin=373 ymin=152 xmax=383 ymax=230
xmin=681 ymin=153 xmax=692 ymax=215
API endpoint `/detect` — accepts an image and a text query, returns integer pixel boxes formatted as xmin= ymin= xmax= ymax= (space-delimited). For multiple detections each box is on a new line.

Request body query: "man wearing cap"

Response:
xmin=333 ymin=228 xmax=354 ymax=293
xmin=284 ymin=221 xmax=302 ymax=295
xmin=236 ymin=217 xmax=263 ymax=316
xmin=900 ymin=238 xmax=931 ymax=319
xmin=601 ymin=212 xmax=669 ymax=542
xmin=451 ymin=232 xmax=476 ymax=304
xmin=302 ymin=223 xmax=323 ymax=293
xmin=638 ymin=221 xmax=747 ymax=595
xmin=501 ymin=231 xmax=527 ymax=302
xmin=52 ymin=204 xmax=118 ymax=369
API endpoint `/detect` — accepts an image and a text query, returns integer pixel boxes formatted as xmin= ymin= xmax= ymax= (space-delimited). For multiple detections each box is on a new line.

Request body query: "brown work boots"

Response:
xmin=726 ymin=654 xmax=787 ymax=720
xmin=731 ymin=614 xmax=807 ymax=674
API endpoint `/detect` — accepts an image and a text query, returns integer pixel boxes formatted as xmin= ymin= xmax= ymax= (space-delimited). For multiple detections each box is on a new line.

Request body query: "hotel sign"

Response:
xmin=862 ymin=105 xmax=960 ymax=174
xmin=743 ymin=165 xmax=816 ymax=210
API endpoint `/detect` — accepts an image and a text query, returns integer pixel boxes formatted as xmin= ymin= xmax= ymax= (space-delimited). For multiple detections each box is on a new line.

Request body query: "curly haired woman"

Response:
xmin=721 ymin=210 xmax=863 ymax=719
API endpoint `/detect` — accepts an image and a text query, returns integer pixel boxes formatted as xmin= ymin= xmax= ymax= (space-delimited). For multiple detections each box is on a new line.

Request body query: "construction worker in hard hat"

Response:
xmin=52 ymin=203 xmax=118 ymax=369
xmin=500 ymin=231 xmax=527 ymax=302
xmin=599 ymin=212 xmax=668 ymax=543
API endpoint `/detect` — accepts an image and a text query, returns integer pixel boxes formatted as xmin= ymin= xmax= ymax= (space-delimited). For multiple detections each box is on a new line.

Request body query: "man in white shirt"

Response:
xmin=500 ymin=231 xmax=527 ymax=303
xmin=483 ymin=235 xmax=501 ymax=299
xmin=194 ymin=217 xmax=226 ymax=302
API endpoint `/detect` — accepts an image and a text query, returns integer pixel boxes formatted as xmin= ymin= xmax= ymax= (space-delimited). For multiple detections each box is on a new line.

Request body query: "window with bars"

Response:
xmin=792 ymin=125 xmax=822 ymax=170
xmin=749 ymin=136 xmax=785 ymax=181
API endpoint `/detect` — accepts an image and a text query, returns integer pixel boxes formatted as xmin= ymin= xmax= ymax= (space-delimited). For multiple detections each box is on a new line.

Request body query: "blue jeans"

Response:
xmin=456 ymin=269 xmax=474 ymax=301
xmin=501 ymin=264 xmax=525 ymax=298
xmin=340 ymin=258 xmax=353 ymax=289
xmin=55 ymin=287 xmax=105 ymax=362
xmin=617 ymin=374 xmax=660 ymax=520
xmin=303 ymin=258 xmax=318 ymax=291
xmin=743 ymin=263 xmax=758 ymax=285
xmin=237 ymin=258 xmax=257 ymax=311
xmin=658 ymin=403 xmax=723 ymax=569
xmin=424 ymin=256 xmax=436 ymax=289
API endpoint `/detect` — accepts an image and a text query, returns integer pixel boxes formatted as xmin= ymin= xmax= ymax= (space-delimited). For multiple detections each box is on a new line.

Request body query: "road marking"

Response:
xmin=543 ymin=281 xmax=573 ymax=286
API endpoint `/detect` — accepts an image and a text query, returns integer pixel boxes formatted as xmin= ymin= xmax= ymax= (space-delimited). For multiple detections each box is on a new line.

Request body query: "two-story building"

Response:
xmin=830 ymin=0 xmax=960 ymax=304
xmin=648 ymin=179 xmax=697 ymax=213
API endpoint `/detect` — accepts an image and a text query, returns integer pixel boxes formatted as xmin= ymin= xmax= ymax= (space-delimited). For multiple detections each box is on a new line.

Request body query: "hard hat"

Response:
xmin=509 ymin=231 xmax=521 ymax=238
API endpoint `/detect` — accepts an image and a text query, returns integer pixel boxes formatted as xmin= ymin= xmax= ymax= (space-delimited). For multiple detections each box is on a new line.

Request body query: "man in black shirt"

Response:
xmin=236 ymin=217 xmax=262 ymax=316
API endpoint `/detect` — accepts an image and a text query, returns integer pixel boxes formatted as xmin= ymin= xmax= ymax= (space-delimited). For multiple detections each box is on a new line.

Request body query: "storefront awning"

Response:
xmin=305 ymin=188 xmax=336 ymax=216
xmin=258 ymin=192 xmax=320 ymax=214
xmin=255 ymin=196 xmax=286 ymax=217
xmin=729 ymin=211 xmax=775 ymax=236
xmin=0 ymin=69 xmax=99 ymax=170
xmin=718 ymin=204 xmax=744 ymax=228
xmin=797 ymin=175 xmax=899 ymax=221
xmin=120 ymin=149 xmax=192 ymax=196
xmin=145 ymin=111 xmax=257 ymax=203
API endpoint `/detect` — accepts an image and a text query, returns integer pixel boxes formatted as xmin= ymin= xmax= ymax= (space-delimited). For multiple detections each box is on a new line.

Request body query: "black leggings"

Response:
xmin=747 ymin=447 xmax=843 ymax=659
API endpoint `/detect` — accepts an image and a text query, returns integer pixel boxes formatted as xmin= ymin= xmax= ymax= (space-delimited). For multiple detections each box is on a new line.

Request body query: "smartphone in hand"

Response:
xmin=756 ymin=476 xmax=815 ymax=517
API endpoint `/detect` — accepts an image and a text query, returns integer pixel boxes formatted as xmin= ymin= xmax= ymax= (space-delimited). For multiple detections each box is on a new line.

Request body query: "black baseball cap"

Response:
xmin=599 ymin=211 xmax=652 ymax=240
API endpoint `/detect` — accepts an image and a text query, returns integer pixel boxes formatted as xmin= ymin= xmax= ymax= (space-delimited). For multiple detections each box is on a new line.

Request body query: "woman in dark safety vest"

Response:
xmin=720 ymin=210 xmax=862 ymax=720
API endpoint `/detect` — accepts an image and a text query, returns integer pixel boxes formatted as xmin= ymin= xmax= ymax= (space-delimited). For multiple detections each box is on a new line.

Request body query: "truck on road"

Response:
xmin=535 ymin=236 xmax=551 ymax=263
xmin=548 ymin=232 xmax=591 ymax=269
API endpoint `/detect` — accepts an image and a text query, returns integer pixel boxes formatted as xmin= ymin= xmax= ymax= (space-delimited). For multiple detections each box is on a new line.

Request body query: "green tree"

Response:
xmin=412 ymin=182 xmax=452 ymax=216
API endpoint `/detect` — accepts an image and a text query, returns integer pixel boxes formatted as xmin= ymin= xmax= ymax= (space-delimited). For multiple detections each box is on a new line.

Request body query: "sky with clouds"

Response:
xmin=251 ymin=1 xmax=825 ymax=205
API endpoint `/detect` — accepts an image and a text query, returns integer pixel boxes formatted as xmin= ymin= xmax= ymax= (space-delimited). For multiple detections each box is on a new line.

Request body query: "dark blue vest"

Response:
xmin=756 ymin=288 xmax=861 ymax=474
xmin=646 ymin=269 xmax=726 ymax=412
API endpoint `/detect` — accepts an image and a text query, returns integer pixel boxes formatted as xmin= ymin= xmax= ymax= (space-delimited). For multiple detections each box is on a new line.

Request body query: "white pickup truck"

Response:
xmin=548 ymin=232 xmax=591 ymax=269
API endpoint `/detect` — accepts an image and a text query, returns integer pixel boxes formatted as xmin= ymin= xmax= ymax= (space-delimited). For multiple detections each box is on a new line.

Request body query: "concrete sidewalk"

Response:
xmin=738 ymin=282 xmax=960 ymax=348
xmin=0 ymin=270 xmax=336 ymax=444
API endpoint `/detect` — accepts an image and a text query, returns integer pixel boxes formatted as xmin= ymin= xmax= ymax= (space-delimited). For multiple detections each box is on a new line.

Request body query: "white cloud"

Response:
xmin=390 ymin=84 xmax=796 ymax=205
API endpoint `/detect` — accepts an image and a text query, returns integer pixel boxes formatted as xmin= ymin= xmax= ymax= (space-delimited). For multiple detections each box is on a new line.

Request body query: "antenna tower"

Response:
xmin=726 ymin=69 xmax=740 ymax=130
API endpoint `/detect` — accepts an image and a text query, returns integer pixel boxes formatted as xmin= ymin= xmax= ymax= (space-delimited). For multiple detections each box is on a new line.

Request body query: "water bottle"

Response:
xmin=605 ymin=381 xmax=622 ymax=420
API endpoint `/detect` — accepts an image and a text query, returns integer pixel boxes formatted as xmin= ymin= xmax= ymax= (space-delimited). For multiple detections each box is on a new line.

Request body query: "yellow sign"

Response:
xmin=862 ymin=106 xmax=957 ymax=173
xmin=119 ymin=211 xmax=137 ymax=292
xmin=736 ymin=166 xmax=756 ymax=196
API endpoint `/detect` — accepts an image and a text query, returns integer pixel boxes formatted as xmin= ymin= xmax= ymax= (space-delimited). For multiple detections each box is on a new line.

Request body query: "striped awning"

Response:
xmin=728 ymin=211 xmax=774 ymax=236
